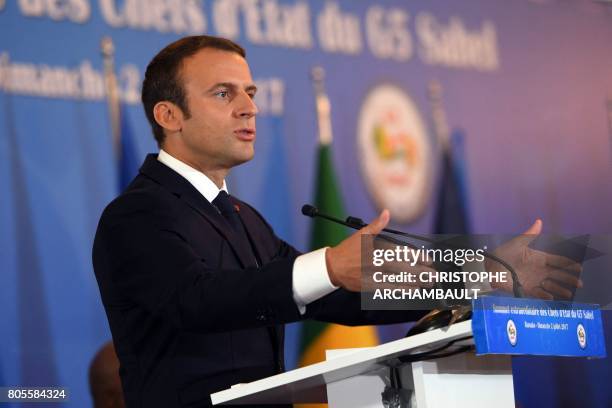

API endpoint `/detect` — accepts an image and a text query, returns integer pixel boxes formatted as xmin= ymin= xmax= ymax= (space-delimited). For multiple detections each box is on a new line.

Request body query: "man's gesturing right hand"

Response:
xmin=325 ymin=210 xmax=390 ymax=291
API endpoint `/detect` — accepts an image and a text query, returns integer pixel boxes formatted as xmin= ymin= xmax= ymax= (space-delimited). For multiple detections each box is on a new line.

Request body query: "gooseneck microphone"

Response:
xmin=301 ymin=205 xmax=413 ymax=248
xmin=301 ymin=204 xmax=526 ymax=298
xmin=301 ymin=204 xmax=348 ymax=227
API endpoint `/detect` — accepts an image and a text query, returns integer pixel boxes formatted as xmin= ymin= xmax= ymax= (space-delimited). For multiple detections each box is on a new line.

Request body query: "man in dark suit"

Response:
xmin=93 ymin=35 xmax=426 ymax=408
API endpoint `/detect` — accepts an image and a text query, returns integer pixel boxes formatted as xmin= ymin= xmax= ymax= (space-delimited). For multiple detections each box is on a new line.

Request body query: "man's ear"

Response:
xmin=153 ymin=101 xmax=184 ymax=134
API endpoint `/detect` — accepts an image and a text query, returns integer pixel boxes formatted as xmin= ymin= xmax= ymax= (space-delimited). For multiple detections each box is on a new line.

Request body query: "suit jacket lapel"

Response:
xmin=139 ymin=154 xmax=254 ymax=269
xmin=230 ymin=198 xmax=267 ymax=266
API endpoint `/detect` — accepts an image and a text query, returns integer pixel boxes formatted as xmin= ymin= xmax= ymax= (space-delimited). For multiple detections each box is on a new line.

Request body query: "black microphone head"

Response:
xmin=346 ymin=216 xmax=366 ymax=228
xmin=301 ymin=204 xmax=318 ymax=217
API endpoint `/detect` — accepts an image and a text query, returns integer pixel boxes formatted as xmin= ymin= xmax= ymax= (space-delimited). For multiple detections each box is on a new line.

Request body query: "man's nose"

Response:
xmin=234 ymin=91 xmax=258 ymax=119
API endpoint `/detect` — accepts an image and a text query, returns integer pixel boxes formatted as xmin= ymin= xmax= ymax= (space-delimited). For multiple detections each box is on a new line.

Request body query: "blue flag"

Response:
xmin=4 ymin=93 xmax=59 ymax=387
xmin=259 ymin=116 xmax=293 ymax=241
xmin=117 ymin=105 xmax=140 ymax=192
xmin=433 ymin=129 xmax=471 ymax=234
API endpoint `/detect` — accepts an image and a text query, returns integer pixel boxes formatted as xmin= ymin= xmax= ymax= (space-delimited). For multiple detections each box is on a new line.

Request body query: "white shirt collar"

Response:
xmin=157 ymin=149 xmax=228 ymax=203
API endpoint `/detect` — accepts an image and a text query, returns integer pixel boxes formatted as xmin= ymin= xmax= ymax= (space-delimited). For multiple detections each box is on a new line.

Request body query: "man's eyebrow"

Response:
xmin=207 ymin=82 xmax=258 ymax=93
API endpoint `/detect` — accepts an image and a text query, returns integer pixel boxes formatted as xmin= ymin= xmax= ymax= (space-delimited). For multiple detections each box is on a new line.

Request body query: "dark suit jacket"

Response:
xmin=93 ymin=154 xmax=424 ymax=408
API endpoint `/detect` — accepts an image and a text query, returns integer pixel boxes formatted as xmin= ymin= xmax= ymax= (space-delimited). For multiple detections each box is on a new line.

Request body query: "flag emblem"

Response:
xmin=577 ymin=323 xmax=587 ymax=349
xmin=357 ymin=84 xmax=432 ymax=222
xmin=507 ymin=319 xmax=518 ymax=346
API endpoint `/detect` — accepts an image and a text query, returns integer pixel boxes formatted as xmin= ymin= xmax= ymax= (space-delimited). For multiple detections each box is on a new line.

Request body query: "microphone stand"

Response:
xmin=302 ymin=204 xmax=526 ymax=337
xmin=302 ymin=204 xmax=525 ymax=298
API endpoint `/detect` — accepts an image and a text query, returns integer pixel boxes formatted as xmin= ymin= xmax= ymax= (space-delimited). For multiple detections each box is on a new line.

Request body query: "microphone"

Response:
xmin=301 ymin=204 xmax=318 ymax=217
xmin=301 ymin=204 xmax=525 ymax=298
xmin=301 ymin=204 xmax=356 ymax=229
xmin=301 ymin=205 xmax=411 ymax=247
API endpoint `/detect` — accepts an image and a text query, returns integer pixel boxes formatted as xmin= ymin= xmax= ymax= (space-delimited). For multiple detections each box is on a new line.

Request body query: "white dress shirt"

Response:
xmin=157 ymin=149 xmax=338 ymax=314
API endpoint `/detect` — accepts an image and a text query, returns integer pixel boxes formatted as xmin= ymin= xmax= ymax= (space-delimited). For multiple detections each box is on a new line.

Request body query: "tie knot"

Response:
xmin=213 ymin=191 xmax=236 ymax=215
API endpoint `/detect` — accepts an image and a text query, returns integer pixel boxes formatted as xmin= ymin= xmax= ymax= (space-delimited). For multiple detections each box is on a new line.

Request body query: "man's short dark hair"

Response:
xmin=141 ymin=35 xmax=246 ymax=147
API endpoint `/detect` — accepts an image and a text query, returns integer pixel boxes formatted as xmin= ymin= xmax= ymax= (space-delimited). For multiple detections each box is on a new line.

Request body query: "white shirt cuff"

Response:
xmin=293 ymin=247 xmax=339 ymax=314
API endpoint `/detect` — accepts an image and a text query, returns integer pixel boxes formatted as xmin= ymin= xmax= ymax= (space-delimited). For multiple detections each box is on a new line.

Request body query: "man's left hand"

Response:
xmin=487 ymin=219 xmax=583 ymax=300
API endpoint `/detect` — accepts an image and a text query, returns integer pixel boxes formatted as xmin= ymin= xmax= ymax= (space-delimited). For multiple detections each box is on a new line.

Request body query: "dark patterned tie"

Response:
xmin=212 ymin=191 xmax=259 ymax=267
xmin=212 ymin=191 xmax=243 ymax=232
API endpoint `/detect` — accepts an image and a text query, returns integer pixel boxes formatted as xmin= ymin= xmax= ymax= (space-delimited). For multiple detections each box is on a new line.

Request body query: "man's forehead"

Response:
xmin=181 ymin=47 xmax=253 ymax=85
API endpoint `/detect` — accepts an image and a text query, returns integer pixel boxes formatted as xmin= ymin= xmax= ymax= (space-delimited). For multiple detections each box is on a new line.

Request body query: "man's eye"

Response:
xmin=216 ymin=90 xmax=229 ymax=98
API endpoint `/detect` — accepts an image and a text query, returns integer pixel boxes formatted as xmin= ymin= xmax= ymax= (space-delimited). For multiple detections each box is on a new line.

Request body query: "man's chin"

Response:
xmin=231 ymin=150 xmax=255 ymax=167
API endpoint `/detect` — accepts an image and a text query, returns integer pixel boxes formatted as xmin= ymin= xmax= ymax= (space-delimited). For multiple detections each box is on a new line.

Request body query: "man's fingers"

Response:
xmin=382 ymin=262 xmax=437 ymax=278
xmin=532 ymin=286 xmax=554 ymax=301
xmin=522 ymin=219 xmax=543 ymax=243
xmin=420 ymin=254 xmax=434 ymax=266
xmin=524 ymin=219 xmax=543 ymax=235
xmin=540 ymin=279 xmax=575 ymax=300
xmin=544 ymin=253 xmax=582 ymax=274
xmin=547 ymin=269 xmax=583 ymax=289
xmin=362 ymin=209 xmax=390 ymax=235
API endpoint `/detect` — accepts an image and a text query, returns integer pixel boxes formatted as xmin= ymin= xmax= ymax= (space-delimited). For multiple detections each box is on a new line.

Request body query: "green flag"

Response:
xmin=298 ymin=143 xmax=378 ymax=375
